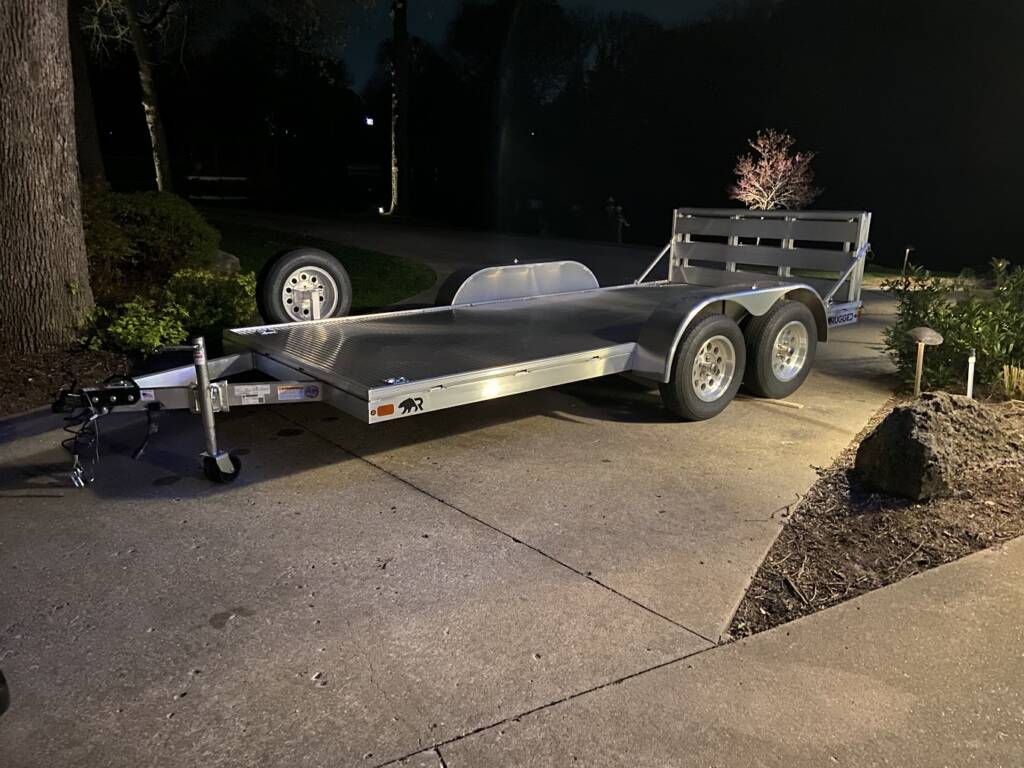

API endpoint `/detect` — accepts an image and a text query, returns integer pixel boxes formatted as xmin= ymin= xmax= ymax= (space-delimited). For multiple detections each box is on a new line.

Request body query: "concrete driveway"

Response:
xmin=0 ymin=220 xmax=896 ymax=766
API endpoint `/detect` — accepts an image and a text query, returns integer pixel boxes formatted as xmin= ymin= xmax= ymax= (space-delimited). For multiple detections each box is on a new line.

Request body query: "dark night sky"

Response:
xmin=342 ymin=0 xmax=723 ymax=88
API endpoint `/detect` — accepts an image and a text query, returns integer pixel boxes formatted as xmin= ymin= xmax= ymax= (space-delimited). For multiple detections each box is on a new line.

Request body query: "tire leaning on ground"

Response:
xmin=660 ymin=314 xmax=747 ymax=421
xmin=257 ymin=247 xmax=353 ymax=324
xmin=742 ymin=300 xmax=817 ymax=399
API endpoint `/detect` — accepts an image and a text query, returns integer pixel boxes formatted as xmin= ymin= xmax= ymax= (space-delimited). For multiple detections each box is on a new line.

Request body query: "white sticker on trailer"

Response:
xmin=139 ymin=389 xmax=156 ymax=402
xmin=235 ymin=384 xmax=271 ymax=405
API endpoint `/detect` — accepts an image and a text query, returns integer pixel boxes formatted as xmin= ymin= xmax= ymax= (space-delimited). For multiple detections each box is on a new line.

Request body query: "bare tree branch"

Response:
xmin=729 ymin=129 xmax=821 ymax=210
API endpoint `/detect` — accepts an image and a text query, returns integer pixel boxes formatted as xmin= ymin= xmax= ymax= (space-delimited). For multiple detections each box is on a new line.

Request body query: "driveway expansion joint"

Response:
xmin=276 ymin=409 xmax=714 ymax=646
xmin=376 ymin=645 xmax=713 ymax=768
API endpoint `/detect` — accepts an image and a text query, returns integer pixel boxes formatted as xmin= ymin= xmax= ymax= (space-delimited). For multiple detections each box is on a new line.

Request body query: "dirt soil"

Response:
xmin=0 ymin=347 xmax=131 ymax=419
xmin=729 ymin=398 xmax=1024 ymax=639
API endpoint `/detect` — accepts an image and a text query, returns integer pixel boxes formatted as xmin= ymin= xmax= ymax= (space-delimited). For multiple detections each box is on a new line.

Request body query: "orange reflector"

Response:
xmin=377 ymin=404 xmax=395 ymax=417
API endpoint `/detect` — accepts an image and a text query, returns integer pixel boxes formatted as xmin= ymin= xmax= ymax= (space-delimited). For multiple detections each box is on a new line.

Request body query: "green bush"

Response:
xmin=883 ymin=262 xmax=1024 ymax=396
xmin=92 ymin=300 xmax=189 ymax=355
xmin=82 ymin=191 xmax=135 ymax=301
xmin=166 ymin=269 xmax=258 ymax=333
xmin=87 ymin=269 xmax=257 ymax=356
xmin=80 ymin=189 xmax=253 ymax=355
xmin=83 ymin=189 xmax=220 ymax=305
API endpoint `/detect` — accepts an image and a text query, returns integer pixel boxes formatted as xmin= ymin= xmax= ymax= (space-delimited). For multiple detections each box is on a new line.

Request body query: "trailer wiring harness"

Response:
xmin=53 ymin=375 xmax=147 ymax=486
xmin=59 ymin=388 xmax=103 ymax=487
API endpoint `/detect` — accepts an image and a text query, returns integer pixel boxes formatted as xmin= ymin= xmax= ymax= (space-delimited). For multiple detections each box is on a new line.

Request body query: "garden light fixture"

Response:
xmin=908 ymin=326 xmax=944 ymax=397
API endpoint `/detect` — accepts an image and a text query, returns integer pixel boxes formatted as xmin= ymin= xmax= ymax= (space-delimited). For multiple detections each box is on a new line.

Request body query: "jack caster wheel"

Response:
xmin=203 ymin=454 xmax=241 ymax=483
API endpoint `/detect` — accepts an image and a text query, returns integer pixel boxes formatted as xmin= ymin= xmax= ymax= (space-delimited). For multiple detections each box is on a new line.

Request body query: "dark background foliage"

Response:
xmin=88 ymin=0 xmax=1023 ymax=271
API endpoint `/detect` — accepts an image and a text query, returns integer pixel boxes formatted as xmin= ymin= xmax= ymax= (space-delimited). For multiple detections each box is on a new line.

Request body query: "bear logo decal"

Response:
xmin=399 ymin=397 xmax=424 ymax=414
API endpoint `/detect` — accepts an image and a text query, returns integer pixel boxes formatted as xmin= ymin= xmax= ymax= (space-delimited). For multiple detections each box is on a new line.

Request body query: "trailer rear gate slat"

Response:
xmin=675 ymin=241 xmax=856 ymax=272
xmin=675 ymin=215 xmax=860 ymax=243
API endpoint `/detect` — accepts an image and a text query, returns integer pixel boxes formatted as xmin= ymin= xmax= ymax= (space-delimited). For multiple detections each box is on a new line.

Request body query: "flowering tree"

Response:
xmin=729 ymin=129 xmax=820 ymax=210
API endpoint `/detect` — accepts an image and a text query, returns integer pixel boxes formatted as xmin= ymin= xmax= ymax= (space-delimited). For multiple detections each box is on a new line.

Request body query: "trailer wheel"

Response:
xmin=257 ymin=248 xmax=352 ymax=324
xmin=743 ymin=300 xmax=817 ymax=399
xmin=203 ymin=454 xmax=241 ymax=483
xmin=660 ymin=314 xmax=746 ymax=421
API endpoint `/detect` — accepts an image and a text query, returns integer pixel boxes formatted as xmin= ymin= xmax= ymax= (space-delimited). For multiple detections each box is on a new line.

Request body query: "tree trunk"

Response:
xmin=68 ymin=0 xmax=107 ymax=187
xmin=0 ymin=0 xmax=95 ymax=355
xmin=124 ymin=0 xmax=173 ymax=192
xmin=387 ymin=0 xmax=409 ymax=215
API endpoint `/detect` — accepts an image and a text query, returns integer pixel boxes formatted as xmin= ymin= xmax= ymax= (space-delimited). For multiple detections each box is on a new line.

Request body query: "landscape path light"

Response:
xmin=908 ymin=326 xmax=944 ymax=397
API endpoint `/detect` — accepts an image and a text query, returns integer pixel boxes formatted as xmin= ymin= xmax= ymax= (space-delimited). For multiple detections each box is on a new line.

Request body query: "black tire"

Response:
xmin=0 ymin=669 xmax=9 ymax=716
xmin=433 ymin=266 xmax=481 ymax=306
xmin=743 ymin=300 xmax=817 ymax=399
xmin=257 ymin=248 xmax=352 ymax=324
xmin=660 ymin=314 xmax=746 ymax=421
xmin=203 ymin=454 xmax=241 ymax=483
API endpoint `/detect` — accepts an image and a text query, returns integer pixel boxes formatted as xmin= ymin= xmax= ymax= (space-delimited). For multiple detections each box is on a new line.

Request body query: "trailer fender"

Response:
xmin=782 ymin=287 xmax=829 ymax=343
xmin=633 ymin=285 xmax=827 ymax=383
xmin=438 ymin=261 xmax=600 ymax=306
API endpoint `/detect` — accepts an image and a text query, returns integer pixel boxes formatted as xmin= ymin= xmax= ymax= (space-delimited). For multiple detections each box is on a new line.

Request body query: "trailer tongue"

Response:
xmin=52 ymin=208 xmax=870 ymax=484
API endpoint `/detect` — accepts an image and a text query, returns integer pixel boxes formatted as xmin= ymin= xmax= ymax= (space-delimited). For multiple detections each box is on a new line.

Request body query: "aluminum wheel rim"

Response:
xmin=772 ymin=321 xmax=810 ymax=382
xmin=691 ymin=334 xmax=736 ymax=402
xmin=281 ymin=266 xmax=339 ymax=321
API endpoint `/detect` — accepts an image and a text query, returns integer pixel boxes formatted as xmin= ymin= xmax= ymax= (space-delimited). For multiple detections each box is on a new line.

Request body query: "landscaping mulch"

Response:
xmin=0 ymin=347 xmax=131 ymax=419
xmin=729 ymin=398 xmax=1024 ymax=639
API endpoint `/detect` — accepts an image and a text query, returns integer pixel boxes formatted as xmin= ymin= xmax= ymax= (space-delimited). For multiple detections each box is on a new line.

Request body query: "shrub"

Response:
xmin=92 ymin=300 xmax=189 ymax=355
xmin=166 ymin=269 xmax=258 ymax=333
xmin=80 ymin=189 xmax=252 ymax=355
xmin=883 ymin=262 xmax=1024 ymax=396
xmin=82 ymin=191 xmax=135 ymax=302
xmin=87 ymin=270 xmax=257 ymax=356
xmin=83 ymin=189 xmax=220 ymax=304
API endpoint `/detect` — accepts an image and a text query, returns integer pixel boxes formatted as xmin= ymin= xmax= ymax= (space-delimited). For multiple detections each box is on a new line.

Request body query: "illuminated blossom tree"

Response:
xmin=729 ymin=129 xmax=820 ymax=210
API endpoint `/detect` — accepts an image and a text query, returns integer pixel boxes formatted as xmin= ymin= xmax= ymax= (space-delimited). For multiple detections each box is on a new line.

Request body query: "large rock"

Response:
xmin=211 ymin=249 xmax=241 ymax=275
xmin=855 ymin=393 xmax=1022 ymax=500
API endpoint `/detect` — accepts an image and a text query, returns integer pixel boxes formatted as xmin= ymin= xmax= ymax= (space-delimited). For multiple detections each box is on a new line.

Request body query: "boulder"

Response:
xmin=854 ymin=392 xmax=1022 ymax=500
xmin=211 ymin=249 xmax=241 ymax=275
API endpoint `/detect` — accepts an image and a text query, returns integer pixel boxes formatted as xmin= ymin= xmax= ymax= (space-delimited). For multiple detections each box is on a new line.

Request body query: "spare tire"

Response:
xmin=257 ymin=247 xmax=352 ymax=324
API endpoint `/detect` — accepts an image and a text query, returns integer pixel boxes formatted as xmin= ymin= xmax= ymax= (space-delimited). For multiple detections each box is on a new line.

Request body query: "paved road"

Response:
xmin=0 ymin=220 xmax=899 ymax=766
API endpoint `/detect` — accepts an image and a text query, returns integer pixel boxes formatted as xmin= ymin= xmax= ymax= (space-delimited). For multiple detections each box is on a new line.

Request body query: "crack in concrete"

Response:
xmin=374 ymin=645 xmax=712 ymax=767
xmin=275 ymin=409 xmax=714 ymax=647
xmin=272 ymin=409 xmax=721 ymax=767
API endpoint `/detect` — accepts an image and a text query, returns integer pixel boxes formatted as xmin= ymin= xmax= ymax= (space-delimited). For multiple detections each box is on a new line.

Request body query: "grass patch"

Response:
xmin=213 ymin=219 xmax=436 ymax=311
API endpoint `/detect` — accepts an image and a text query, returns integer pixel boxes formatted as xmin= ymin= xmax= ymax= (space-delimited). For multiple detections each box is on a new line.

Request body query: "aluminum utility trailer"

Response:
xmin=54 ymin=208 xmax=871 ymax=484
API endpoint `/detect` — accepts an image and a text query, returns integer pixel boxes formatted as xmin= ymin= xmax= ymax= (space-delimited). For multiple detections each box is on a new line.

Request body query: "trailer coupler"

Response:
xmin=53 ymin=375 xmax=143 ymax=486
